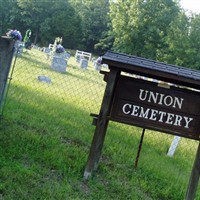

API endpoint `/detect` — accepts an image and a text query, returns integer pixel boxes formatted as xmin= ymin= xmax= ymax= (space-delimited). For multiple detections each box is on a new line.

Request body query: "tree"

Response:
xmin=160 ymin=11 xmax=190 ymax=67
xmin=40 ymin=0 xmax=82 ymax=49
xmin=0 ymin=0 xmax=18 ymax=36
xmin=109 ymin=0 xmax=180 ymax=60
xmin=186 ymin=14 xmax=200 ymax=69
xmin=70 ymin=0 xmax=110 ymax=53
xmin=15 ymin=0 xmax=81 ymax=48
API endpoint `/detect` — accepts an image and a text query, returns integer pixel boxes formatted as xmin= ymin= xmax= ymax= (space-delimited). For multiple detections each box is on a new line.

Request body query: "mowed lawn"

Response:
xmin=0 ymin=49 xmax=200 ymax=200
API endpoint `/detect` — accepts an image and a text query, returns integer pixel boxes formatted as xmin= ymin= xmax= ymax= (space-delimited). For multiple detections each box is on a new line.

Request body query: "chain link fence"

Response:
xmin=1 ymin=45 xmax=200 ymax=199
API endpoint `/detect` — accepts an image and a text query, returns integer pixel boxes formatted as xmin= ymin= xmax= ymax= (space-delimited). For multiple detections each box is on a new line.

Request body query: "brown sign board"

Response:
xmin=110 ymin=76 xmax=200 ymax=140
xmin=84 ymin=51 xmax=200 ymax=199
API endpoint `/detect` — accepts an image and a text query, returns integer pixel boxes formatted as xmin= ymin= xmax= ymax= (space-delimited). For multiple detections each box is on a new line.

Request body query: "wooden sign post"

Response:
xmin=84 ymin=51 xmax=200 ymax=199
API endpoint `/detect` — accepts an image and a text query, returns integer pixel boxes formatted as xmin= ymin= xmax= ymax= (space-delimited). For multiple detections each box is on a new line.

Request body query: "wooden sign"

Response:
xmin=110 ymin=76 xmax=200 ymax=140
xmin=84 ymin=51 xmax=200 ymax=200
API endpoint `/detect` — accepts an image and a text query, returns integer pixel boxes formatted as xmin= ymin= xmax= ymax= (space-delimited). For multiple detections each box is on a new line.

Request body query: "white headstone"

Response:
xmin=167 ymin=136 xmax=181 ymax=157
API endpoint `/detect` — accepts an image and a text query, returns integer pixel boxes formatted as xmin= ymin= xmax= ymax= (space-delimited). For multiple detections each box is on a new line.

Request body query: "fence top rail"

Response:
xmin=75 ymin=50 xmax=92 ymax=60
xmin=102 ymin=51 xmax=200 ymax=90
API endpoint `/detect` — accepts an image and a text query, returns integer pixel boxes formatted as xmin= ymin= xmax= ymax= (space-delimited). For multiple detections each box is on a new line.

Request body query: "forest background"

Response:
xmin=1 ymin=0 xmax=200 ymax=69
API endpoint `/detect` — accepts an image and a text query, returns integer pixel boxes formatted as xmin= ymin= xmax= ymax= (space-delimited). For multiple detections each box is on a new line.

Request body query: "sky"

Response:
xmin=180 ymin=0 xmax=200 ymax=14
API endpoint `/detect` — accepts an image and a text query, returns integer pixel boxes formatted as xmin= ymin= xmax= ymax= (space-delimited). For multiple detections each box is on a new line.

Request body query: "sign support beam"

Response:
xmin=134 ymin=128 xmax=145 ymax=168
xmin=84 ymin=68 xmax=120 ymax=180
xmin=185 ymin=142 xmax=200 ymax=200
xmin=84 ymin=51 xmax=200 ymax=198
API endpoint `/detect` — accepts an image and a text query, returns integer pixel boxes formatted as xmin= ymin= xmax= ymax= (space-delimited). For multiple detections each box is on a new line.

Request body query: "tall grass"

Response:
xmin=0 ymin=48 xmax=199 ymax=199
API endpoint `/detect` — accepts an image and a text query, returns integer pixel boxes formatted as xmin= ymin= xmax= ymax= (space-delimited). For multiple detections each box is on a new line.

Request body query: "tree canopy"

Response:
xmin=1 ymin=0 xmax=200 ymax=69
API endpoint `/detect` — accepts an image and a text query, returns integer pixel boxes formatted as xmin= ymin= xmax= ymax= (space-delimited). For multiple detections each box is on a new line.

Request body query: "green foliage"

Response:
xmin=70 ymin=0 xmax=110 ymax=53
xmin=108 ymin=0 xmax=200 ymax=70
xmin=158 ymin=11 xmax=190 ymax=66
xmin=2 ymin=0 xmax=200 ymax=69
xmin=187 ymin=14 xmax=200 ymax=69
xmin=15 ymin=0 xmax=81 ymax=48
xmin=110 ymin=0 xmax=180 ymax=60
xmin=0 ymin=0 xmax=19 ymax=35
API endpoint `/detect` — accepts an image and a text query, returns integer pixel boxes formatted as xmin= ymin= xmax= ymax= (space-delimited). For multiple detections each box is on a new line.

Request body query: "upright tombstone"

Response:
xmin=80 ymin=58 xmax=88 ymax=69
xmin=94 ymin=62 xmax=101 ymax=71
xmin=51 ymin=56 xmax=67 ymax=73
xmin=50 ymin=37 xmax=68 ymax=73
xmin=14 ymin=40 xmax=24 ymax=56
xmin=94 ymin=56 xmax=102 ymax=71
xmin=84 ymin=51 xmax=200 ymax=200
xmin=43 ymin=47 xmax=51 ymax=54
xmin=53 ymin=52 xmax=70 ymax=60
xmin=76 ymin=54 xmax=81 ymax=63
xmin=167 ymin=136 xmax=181 ymax=157
xmin=63 ymin=52 xmax=70 ymax=59
xmin=0 ymin=37 xmax=15 ymax=110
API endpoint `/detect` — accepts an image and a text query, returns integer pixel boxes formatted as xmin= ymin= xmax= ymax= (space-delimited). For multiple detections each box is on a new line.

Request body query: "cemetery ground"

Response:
xmin=0 ymin=48 xmax=200 ymax=200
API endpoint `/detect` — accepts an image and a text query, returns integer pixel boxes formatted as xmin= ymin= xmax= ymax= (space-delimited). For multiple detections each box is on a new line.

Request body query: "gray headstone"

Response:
xmin=80 ymin=58 xmax=88 ymax=69
xmin=63 ymin=52 xmax=71 ymax=59
xmin=53 ymin=52 xmax=70 ymax=59
xmin=14 ymin=41 xmax=24 ymax=56
xmin=38 ymin=75 xmax=52 ymax=83
xmin=94 ymin=62 xmax=102 ymax=71
xmin=102 ymin=64 xmax=109 ymax=69
xmin=43 ymin=47 xmax=51 ymax=54
xmin=51 ymin=56 xmax=67 ymax=73
xmin=76 ymin=55 xmax=81 ymax=63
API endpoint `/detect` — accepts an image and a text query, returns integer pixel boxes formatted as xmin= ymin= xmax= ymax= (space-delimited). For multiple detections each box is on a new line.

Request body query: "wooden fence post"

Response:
xmin=185 ymin=142 xmax=200 ymax=200
xmin=0 ymin=36 xmax=15 ymax=111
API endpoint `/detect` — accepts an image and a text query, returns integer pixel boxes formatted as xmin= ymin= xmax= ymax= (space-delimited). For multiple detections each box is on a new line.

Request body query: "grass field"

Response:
xmin=0 ymin=48 xmax=200 ymax=199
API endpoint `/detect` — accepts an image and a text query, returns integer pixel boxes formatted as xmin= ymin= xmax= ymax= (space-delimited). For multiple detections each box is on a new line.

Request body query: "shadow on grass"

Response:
xmin=1 ymin=76 xmax=195 ymax=200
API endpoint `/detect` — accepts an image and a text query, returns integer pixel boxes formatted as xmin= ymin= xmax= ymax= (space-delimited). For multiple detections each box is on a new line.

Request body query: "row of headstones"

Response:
xmin=14 ymin=42 xmax=106 ymax=73
xmin=15 ymin=41 xmax=105 ymax=73
xmin=75 ymin=54 xmax=108 ymax=71
xmin=50 ymin=51 xmax=104 ymax=73
xmin=14 ymin=42 xmax=51 ymax=56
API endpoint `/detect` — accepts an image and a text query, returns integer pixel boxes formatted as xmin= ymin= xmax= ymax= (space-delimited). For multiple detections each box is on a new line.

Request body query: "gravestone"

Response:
xmin=38 ymin=75 xmax=51 ymax=83
xmin=76 ymin=54 xmax=81 ymax=63
xmin=167 ymin=136 xmax=181 ymax=157
xmin=51 ymin=56 xmax=67 ymax=73
xmin=94 ymin=62 xmax=102 ymax=71
xmin=63 ymin=52 xmax=70 ymax=59
xmin=43 ymin=47 xmax=51 ymax=54
xmin=14 ymin=41 xmax=24 ymax=56
xmin=80 ymin=58 xmax=88 ymax=69
xmin=53 ymin=52 xmax=70 ymax=59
